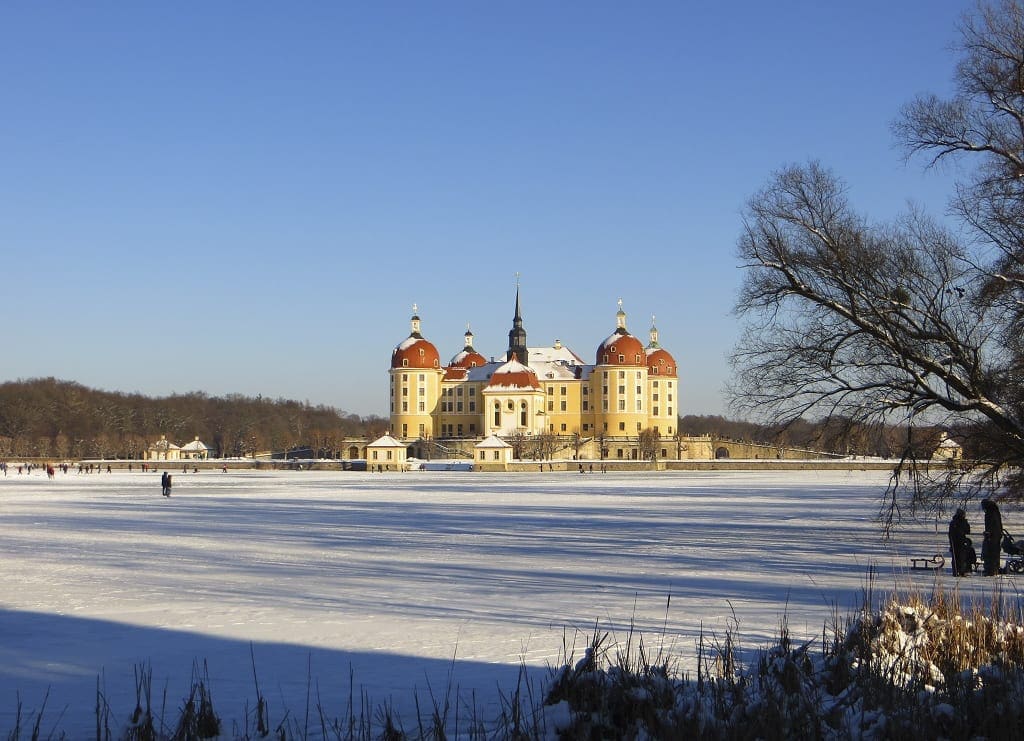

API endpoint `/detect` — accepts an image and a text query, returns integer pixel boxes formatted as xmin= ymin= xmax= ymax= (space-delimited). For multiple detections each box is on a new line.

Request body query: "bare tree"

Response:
xmin=733 ymin=1 xmax=1024 ymax=515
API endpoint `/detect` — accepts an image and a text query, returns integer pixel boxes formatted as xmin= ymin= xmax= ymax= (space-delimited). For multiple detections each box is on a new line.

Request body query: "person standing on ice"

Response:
xmin=981 ymin=498 xmax=1004 ymax=576
xmin=948 ymin=508 xmax=972 ymax=576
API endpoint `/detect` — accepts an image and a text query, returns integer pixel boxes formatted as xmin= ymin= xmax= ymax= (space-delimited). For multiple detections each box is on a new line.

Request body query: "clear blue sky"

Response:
xmin=1 ymin=1 xmax=968 ymax=418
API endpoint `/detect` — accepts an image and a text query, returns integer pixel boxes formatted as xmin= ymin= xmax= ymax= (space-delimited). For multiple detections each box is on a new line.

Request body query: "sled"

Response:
xmin=910 ymin=554 xmax=945 ymax=571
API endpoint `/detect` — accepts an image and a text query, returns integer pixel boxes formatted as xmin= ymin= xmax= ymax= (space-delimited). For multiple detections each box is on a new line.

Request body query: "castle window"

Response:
xmin=618 ymin=400 xmax=625 ymax=411
xmin=560 ymin=386 xmax=566 ymax=395
xmin=619 ymin=371 xmax=625 ymax=379
xmin=419 ymin=374 xmax=425 ymax=381
xmin=402 ymin=387 xmax=408 ymax=396
xmin=402 ymin=424 xmax=408 ymax=437
xmin=583 ymin=401 xmax=589 ymax=411
xmin=548 ymin=387 xmax=554 ymax=395
xmin=418 ymin=402 xmax=425 ymax=412
xmin=469 ymin=402 xmax=476 ymax=412
xmin=548 ymin=401 xmax=554 ymax=412
xmin=610 ymin=345 xmax=617 ymax=353
xmin=403 ymin=359 xmax=409 ymax=367
xmin=637 ymin=422 xmax=642 ymax=431
xmin=618 ymin=354 xmax=624 ymax=363
xmin=618 ymin=385 xmax=625 ymax=395
xmin=402 ymin=374 xmax=408 ymax=382
xmin=469 ymin=387 xmax=476 ymax=396
xmin=560 ymin=423 xmax=566 ymax=432
xmin=418 ymin=424 xmax=425 ymax=436
xmin=433 ymin=359 xmax=439 ymax=367
xmin=602 ymin=400 xmax=609 ymax=411
xmin=668 ymin=407 xmax=673 ymax=416
xmin=635 ymin=354 xmax=641 ymax=363
xmin=652 ymin=367 xmax=659 ymax=374
xmin=668 ymin=426 xmax=673 ymax=434
xmin=457 ymin=402 xmax=463 ymax=412
xmin=636 ymin=400 xmax=642 ymax=412
xmin=560 ymin=401 xmax=567 ymax=412
xmin=507 ymin=400 xmax=515 ymax=411
xmin=602 ymin=354 xmax=608 ymax=363
xmin=494 ymin=403 xmax=500 ymax=426
xmin=402 ymin=402 xmax=408 ymax=412
xmin=457 ymin=424 xmax=463 ymax=436
xmin=469 ymin=423 xmax=476 ymax=434
xmin=636 ymin=386 xmax=642 ymax=395
xmin=521 ymin=402 xmax=527 ymax=427
xmin=619 ymin=422 xmax=625 ymax=431
xmin=457 ymin=387 xmax=463 ymax=396
xmin=668 ymin=394 xmax=673 ymax=402
xmin=653 ymin=406 xmax=659 ymax=416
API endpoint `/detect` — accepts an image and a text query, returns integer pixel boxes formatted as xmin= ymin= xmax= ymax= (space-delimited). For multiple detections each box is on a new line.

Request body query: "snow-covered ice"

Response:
xmin=0 ymin=468 xmax=1016 ymax=737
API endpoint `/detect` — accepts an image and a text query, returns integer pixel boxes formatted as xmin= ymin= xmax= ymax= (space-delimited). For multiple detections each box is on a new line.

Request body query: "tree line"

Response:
xmin=0 ymin=378 xmax=388 ymax=460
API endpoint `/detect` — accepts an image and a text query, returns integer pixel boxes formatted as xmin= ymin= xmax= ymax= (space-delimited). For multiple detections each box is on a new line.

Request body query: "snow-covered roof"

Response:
xmin=367 ymin=434 xmax=405 ymax=448
xmin=150 ymin=437 xmax=180 ymax=450
xmin=475 ymin=434 xmax=512 ymax=449
xmin=180 ymin=437 xmax=208 ymax=452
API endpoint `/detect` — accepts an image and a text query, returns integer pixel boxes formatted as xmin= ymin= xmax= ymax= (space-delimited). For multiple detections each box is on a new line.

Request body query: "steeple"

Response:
xmin=507 ymin=281 xmax=528 ymax=364
xmin=410 ymin=303 xmax=422 ymax=338
xmin=615 ymin=298 xmax=628 ymax=335
xmin=648 ymin=315 xmax=660 ymax=349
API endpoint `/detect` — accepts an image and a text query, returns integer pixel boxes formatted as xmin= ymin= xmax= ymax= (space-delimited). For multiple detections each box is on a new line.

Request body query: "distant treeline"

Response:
xmin=0 ymin=378 xmax=388 ymax=460
xmin=678 ymin=414 xmax=944 ymax=459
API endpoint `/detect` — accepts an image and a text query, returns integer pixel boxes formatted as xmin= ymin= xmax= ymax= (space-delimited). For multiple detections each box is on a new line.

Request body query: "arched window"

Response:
xmin=520 ymin=402 xmax=527 ymax=427
xmin=493 ymin=402 xmax=500 ymax=427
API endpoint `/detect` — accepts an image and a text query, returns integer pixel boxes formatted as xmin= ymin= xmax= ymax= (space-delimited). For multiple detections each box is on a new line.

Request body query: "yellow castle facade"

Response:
xmin=389 ymin=292 xmax=682 ymax=460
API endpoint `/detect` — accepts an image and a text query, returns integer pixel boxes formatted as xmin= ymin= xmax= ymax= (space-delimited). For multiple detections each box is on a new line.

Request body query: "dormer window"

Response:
xmin=635 ymin=354 xmax=641 ymax=363
xmin=402 ymin=359 xmax=409 ymax=367
xmin=602 ymin=354 xmax=609 ymax=363
xmin=618 ymin=354 xmax=624 ymax=363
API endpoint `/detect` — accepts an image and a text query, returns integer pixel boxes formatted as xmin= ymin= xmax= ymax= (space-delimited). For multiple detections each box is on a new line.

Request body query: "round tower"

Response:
xmin=389 ymin=304 xmax=444 ymax=441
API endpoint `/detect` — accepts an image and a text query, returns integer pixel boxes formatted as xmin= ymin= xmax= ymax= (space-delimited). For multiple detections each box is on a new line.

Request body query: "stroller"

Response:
xmin=1002 ymin=532 xmax=1024 ymax=573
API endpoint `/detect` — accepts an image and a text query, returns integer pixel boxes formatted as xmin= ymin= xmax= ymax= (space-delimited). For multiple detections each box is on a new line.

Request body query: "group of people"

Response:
xmin=948 ymin=498 xmax=1004 ymax=576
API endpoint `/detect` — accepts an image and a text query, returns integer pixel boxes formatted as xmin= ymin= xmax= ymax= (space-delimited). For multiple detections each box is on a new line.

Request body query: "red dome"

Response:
xmin=647 ymin=347 xmax=677 ymax=377
xmin=596 ymin=331 xmax=647 ymax=366
xmin=485 ymin=359 xmax=541 ymax=390
xmin=391 ymin=336 xmax=441 ymax=369
xmin=449 ymin=348 xmax=487 ymax=369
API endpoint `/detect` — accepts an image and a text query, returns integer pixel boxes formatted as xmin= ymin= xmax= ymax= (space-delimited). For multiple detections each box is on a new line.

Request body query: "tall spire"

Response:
xmin=507 ymin=280 xmax=528 ymax=364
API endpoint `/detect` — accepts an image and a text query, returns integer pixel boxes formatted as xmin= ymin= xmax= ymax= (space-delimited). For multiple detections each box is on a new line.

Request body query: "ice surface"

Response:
xmin=0 ymin=468 xmax=1012 ymax=737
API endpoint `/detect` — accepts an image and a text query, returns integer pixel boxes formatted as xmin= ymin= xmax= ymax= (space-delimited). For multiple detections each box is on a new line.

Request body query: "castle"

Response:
xmin=389 ymin=291 xmax=682 ymax=461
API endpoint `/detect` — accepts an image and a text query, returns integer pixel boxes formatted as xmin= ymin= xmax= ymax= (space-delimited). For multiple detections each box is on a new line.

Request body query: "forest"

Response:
xmin=0 ymin=378 xmax=388 ymax=460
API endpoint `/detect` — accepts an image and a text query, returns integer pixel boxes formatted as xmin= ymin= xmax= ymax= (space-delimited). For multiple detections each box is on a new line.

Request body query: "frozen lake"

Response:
xmin=0 ymin=468 xmax=1015 ymax=737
